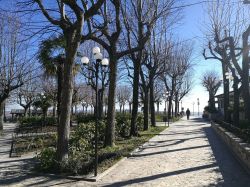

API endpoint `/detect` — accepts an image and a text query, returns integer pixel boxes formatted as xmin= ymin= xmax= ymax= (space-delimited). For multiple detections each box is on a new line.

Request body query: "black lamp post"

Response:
xmin=197 ymin=98 xmax=200 ymax=116
xmin=164 ymin=91 xmax=169 ymax=127
xmin=81 ymin=46 xmax=109 ymax=177
xmin=192 ymin=102 xmax=195 ymax=116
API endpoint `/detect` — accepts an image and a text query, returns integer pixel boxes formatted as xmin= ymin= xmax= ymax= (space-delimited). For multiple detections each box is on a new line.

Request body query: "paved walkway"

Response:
xmin=0 ymin=118 xmax=250 ymax=186
xmin=0 ymin=123 xmax=40 ymax=186
xmin=93 ymin=117 xmax=250 ymax=187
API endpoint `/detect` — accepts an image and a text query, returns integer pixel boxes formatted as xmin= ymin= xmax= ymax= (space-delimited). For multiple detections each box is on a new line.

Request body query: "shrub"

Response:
xmin=70 ymin=123 xmax=94 ymax=151
xmin=115 ymin=113 xmax=131 ymax=138
xmin=115 ymin=113 xmax=145 ymax=138
xmin=239 ymin=120 xmax=250 ymax=129
xmin=155 ymin=113 xmax=165 ymax=122
xmin=75 ymin=114 xmax=96 ymax=124
xmin=136 ymin=114 xmax=144 ymax=131
xmin=19 ymin=116 xmax=56 ymax=127
xmin=204 ymin=106 xmax=218 ymax=113
xmin=36 ymin=147 xmax=57 ymax=172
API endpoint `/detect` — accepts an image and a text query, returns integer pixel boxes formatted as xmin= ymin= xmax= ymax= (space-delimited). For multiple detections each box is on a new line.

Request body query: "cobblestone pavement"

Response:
xmin=93 ymin=117 xmax=250 ymax=187
xmin=1 ymin=118 xmax=250 ymax=187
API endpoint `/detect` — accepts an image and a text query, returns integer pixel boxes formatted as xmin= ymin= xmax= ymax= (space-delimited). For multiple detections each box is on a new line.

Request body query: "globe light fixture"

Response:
xmin=81 ymin=56 xmax=89 ymax=65
xmin=92 ymin=46 xmax=101 ymax=54
xmin=94 ymin=52 xmax=103 ymax=61
xmin=101 ymin=58 xmax=109 ymax=67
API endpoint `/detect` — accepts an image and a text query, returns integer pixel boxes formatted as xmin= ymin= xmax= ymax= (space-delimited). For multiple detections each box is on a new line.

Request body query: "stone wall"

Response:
xmin=211 ymin=122 xmax=250 ymax=175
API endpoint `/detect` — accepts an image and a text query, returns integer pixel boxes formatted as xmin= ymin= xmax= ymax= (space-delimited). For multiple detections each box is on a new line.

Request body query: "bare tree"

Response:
xmin=0 ymin=14 xmax=31 ymax=130
xmin=116 ymin=85 xmax=131 ymax=113
xmin=160 ymin=41 xmax=193 ymax=118
xmin=201 ymin=71 xmax=221 ymax=111
xmin=19 ymin=0 xmax=106 ymax=162
xmin=154 ymin=81 xmax=164 ymax=113
xmin=122 ymin=0 xmax=181 ymax=135
xmin=202 ymin=0 xmax=250 ymax=122
xmin=84 ymin=0 xmax=149 ymax=145
xmin=16 ymin=76 xmax=38 ymax=117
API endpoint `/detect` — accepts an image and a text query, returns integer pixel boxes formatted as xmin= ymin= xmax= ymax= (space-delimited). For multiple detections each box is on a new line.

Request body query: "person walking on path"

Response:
xmin=186 ymin=108 xmax=190 ymax=120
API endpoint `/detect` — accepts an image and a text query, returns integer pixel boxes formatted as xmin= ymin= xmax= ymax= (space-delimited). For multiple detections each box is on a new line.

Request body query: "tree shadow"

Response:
xmin=0 ymin=157 xmax=37 ymax=185
xmin=0 ymin=157 xmax=82 ymax=186
xmin=139 ymin=136 xmax=206 ymax=150
xmin=130 ymin=145 xmax=209 ymax=157
xmin=102 ymin=163 xmax=218 ymax=187
xmin=202 ymin=126 xmax=250 ymax=187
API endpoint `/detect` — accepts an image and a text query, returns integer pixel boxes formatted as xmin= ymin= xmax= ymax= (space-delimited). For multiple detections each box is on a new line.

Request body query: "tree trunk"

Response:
xmin=168 ymin=97 xmax=172 ymax=120
xmin=233 ymin=81 xmax=240 ymax=126
xmin=0 ymin=101 xmax=5 ymax=131
xmin=119 ymin=105 xmax=122 ymax=113
xmin=157 ymin=102 xmax=160 ymax=113
xmin=143 ymin=89 xmax=149 ymax=131
xmin=57 ymin=64 xmax=63 ymax=120
xmin=222 ymin=63 xmax=230 ymax=122
xmin=53 ymin=104 xmax=56 ymax=117
xmin=24 ymin=107 xmax=28 ymax=117
xmin=174 ymin=95 xmax=178 ymax=117
xmin=3 ymin=103 xmax=6 ymax=122
xmin=130 ymin=61 xmax=140 ymax=136
xmin=209 ymin=92 xmax=215 ymax=110
xmin=149 ymin=79 xmax=156 ymax=127
xmin=56 ymin=51 xmax=74 ymax=162
xmin=28 ymin=106 xmax=31 ymax=117
xmin=105 ymin=55 xmax=117 ymax=147
xmin=242 ymin=31 xmax=250 ymax=121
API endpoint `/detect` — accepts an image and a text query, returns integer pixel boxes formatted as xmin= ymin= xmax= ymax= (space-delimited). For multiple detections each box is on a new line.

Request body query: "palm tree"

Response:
xmin=38 ymin=36 xmax=65 ymax=118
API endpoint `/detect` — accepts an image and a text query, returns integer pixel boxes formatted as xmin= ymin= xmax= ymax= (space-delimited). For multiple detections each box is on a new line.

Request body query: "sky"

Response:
xmin=172 ymin=0 xmax=223 ymax=113
xmin=2 ymin=0 xmax=228 ymax=113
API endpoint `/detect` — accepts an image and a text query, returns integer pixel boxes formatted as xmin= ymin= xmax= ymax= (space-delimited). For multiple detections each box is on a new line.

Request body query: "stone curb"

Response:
xmin=211 ymin=121 xmax=250 ymax=175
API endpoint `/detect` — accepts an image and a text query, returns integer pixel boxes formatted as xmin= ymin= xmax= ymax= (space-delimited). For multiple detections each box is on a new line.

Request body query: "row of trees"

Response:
xmin=0 ymin=0 xmax=194 ymax=168
xmin=202 ymin=0 xmax=250 ymax=126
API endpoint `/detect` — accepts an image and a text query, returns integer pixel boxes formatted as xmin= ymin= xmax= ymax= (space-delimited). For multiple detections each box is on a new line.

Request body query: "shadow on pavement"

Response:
xmin=102 ymin=163 xmax=218 ymax=187
xmin=143 ymin=136 xmax=206 ymax=149
xmin=104 ymin=119 xmax=250 ymax=187
xmin=202 ymin=126 xmax=250 ymax=187
xmin=130 ymin=145 xmax=209 ymax=158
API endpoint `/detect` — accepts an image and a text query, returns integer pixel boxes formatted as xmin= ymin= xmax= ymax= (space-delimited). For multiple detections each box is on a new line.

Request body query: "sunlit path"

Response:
xmin=93 ymin=118 xmax=250 ymax=187
xmin=0 ymin=123 xmax=16 ymax=159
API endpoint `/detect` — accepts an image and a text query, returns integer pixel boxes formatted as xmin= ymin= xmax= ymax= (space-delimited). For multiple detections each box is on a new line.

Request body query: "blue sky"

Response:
xmin=174 ymin=0 xmax=223 ymax=113
xmin=2 ymin=0 xmax=226 ymax=113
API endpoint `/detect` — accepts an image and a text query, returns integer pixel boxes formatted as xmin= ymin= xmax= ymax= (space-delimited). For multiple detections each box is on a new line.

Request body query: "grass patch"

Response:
xmin=155 ymin=114 xmax=183 ymax=122
xmin=13 ymin=134 xmax=57 ymax=155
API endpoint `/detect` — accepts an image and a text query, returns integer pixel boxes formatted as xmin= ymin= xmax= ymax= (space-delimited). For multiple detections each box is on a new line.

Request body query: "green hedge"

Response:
xmin=75 ymin=114 xmax=96 ymax=124
xmin=19 ymin=116 xmax=57 ymax=127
